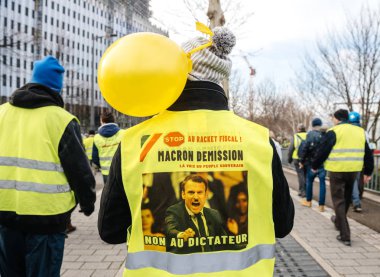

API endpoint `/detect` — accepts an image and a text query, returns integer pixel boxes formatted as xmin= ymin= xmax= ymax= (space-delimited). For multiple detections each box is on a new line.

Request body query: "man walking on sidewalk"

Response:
xmin=98 ymin=27 xmax=294 ymax=276
xmin=348 ymin=111 xmax=365 ymax=213
xmin=0 ymin=56 xmax=96 ymax=276
xmin=299 ymin=118 xmax=326 ymax=212
xmin=288 ymin=124 xmax=307 ymax=197
xmin=311 ymin=109 xmax=373 ymax=246
xmin=92 ymin=111 xmax=124 ymax=184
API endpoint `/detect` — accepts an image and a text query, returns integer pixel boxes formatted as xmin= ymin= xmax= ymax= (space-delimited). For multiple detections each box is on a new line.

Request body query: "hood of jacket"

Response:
xmin=98 ymin=123 xmax=120 ymax=137
xmin=9 ymin=83 xmax=64 ymax=108
xmin=167 ymin=80 xmax=229 ymax=111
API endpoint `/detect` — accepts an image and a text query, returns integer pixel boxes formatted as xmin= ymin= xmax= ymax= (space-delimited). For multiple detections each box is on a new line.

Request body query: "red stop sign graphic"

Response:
xmin=164 ymin=132 xmax=185 ymax=147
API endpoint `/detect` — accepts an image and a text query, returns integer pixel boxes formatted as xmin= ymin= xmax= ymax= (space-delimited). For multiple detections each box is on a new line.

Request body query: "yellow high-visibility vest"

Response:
xmin=120 ymin=110 xmax=275 ymax=277
xmin=324 ymin=124 xmax=365 ymax=172
xmin=83 ymin=136 xmax=94 ymax=160
xmin=0 ymin=103 xmax=76 ymax=215
xmin=292 ymin=132 xmax=307 ymax=159
xmin=94 ymin=129 xmax=124 ymax=175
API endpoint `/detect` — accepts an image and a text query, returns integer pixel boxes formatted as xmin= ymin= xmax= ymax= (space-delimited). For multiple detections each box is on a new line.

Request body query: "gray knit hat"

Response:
xmin=182 ymin=27 xmax=236 ymax=84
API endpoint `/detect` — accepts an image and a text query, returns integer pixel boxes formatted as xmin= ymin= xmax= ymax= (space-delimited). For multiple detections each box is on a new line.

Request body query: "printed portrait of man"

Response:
xmin=165 ymin=174 xmax=227 ymax=254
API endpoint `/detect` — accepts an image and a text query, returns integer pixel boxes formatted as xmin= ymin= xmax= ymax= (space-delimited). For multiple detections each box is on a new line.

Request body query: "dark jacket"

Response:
xmin=165 ymin=201 xmax=227 ymax=254
xmin=298 ymin=129 xmax=324 ymax=166
xmin=0 ymin=84 xmax=96 ymax=234
xmin=92 ymin=123 xmax=121 ymax=168
xmin=311 ymin=123 xmax=374 ymax=175
xmin=98 ymin=80 xmax=294 ymax=244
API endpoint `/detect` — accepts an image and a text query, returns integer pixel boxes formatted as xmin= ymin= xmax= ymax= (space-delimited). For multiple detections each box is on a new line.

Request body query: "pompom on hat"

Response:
xmin=182 ymin=24 xmax=236 ymax=84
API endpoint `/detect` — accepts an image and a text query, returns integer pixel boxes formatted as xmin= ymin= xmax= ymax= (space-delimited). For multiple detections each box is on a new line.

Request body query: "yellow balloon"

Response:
xmin=98 ymin=33 xmax=191 ymax=117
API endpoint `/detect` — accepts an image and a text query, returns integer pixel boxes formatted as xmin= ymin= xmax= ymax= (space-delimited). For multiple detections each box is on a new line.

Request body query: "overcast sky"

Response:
xmin=150 ymin=0 xmax=380 ymax=86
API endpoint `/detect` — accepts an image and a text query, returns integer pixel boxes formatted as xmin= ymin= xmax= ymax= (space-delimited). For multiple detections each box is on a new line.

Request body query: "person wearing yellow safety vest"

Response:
xmin=92 ymin=111 xmax=124 ymax=184
xmin=98 ymin=27 xmax=294 ymax=276
xmin=83 ymin=130 xmax=96 ymax=162
xmin=288 ymin=124 xmax=307 ymax=197
xmin=0 ymin=56 xmax=96 ymax=276
xmin=311 ymin=109 xmax=373 ymax=246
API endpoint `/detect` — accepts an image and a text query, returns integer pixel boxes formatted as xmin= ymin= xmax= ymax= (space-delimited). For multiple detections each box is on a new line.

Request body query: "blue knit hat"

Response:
xmin=30 ymin=56 xmax=65 ymax=93
xmin=311 ymin=118 xmax=322 ymax=127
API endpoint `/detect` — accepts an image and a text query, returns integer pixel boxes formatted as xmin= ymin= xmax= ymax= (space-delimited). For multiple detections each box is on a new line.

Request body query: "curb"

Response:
xmin=283 ymin=167 xmax=380 ymax=204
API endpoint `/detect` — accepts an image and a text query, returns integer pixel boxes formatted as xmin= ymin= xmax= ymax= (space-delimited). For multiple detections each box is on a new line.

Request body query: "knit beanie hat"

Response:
xmin=311 ymin=118 xmax=322 ymax=127
xmin=333 ymin=109 xmax=349 ymax=121
xmin=182 ymin=27 xmax=236 ymax=84
xmin=30 ymin=56 xmax=65 ymax=93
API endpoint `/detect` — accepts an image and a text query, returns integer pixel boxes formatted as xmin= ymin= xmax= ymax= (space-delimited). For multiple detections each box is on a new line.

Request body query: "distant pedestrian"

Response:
xmin=348 ymin=111 xmax=365 ymax=212
xmin=299 ymin=118 xmax=326 ymax=212
xmin=311 ymin=109 xmax=373 ymax=246
xmin=92 ymin=111 xmax=124 ymax=184
xmin=288 ymin=124 xmax=307 ymax=196
xmin=83 ymin=130 xmax=96 ymax=163
xmin=270 ymin=131 xmax=282 ymax=161
xmin=0 ymin=56 xmax=96 ymax=276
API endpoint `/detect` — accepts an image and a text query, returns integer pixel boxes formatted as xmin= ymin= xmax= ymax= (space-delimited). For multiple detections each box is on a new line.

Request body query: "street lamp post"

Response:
xmin=90 ymin=33 xmax=116 ymax=130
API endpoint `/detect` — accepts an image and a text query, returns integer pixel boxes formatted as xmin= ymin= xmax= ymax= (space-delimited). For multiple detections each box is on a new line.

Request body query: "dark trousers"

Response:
xmin=329 ymin=172 xmax=358 ymax=241
xmin=294 ymin=159 xmax=306 ymax=195
xmin=0 ymin=225 xmax=65 ymax=277
xmin=103 ymin=174 xmax=108 ymax=185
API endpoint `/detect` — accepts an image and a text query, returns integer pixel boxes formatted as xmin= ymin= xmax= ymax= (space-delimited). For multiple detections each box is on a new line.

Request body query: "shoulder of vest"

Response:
xmin=39 ymin=106 xmax=77 ymax=121
xmin=0 ymin=102 xmax=10 ymax=109
xmin=295 ymin=132 xmax=307 ymax=138
xmin=228 ymin=114 xmax=269 ymax=135
xmin=330 ymin=123 xmax=364 ymax=134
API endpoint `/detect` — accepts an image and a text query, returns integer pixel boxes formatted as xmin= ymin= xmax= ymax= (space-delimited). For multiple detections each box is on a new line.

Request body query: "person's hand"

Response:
xmin=363 ymin=175 xmax=372 ymax=184
xmin=227 ymin=218 xmax=239 ymax=235
xmin=299 ymin=163 xmax=304 ymax=169
xmin=311 ymin=168 xmax=318 ymax=173
xmin=79 ymin=206 xmax=94 ymax=217
xmin=178 ymin=228 xmax=196 ymax=242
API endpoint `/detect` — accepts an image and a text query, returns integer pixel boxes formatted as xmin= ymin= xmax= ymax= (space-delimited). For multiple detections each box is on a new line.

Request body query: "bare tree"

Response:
xmin=296 ymin=6 xmax=380 ymax=142
xmin=228 ymin=69 xmax=247 ymax=117
xmin=242 ymin=79 xmax=313 ymax=138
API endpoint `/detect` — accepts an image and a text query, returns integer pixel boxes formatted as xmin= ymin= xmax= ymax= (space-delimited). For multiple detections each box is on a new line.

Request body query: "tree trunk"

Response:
xmin=207 ymin=0 xmax=229 ymax=97
xmin=207 ymin=0 xmax=225 ymax=28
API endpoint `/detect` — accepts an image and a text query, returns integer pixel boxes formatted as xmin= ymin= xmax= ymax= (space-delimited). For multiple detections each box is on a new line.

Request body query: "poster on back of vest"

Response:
xmin=140 ymin=131 xmax=249 ymax=254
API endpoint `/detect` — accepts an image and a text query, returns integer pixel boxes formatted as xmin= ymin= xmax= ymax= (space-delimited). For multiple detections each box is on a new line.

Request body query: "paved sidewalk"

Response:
xmin=289 ymin=189 xmax=380 ymax=276
xmin=61 ymin=186 xmax=126 ymax=277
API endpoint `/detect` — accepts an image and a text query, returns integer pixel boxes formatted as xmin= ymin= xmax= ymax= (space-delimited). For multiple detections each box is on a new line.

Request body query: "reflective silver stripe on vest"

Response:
xmin=99 ymin=157 xmax=113 ymax=161
xmin=327 ymin=157 xmax=363 ymax=161
xmin=101 ymin=166 xmax=110 ymax=170
xmin=330 ymin=149 xmax=364 ymax=153
xmin=125 ymin=244 xmax=275 ymax=274
xmin=0 ymin=180 xmax=71 ymax=193
xmin=0 ymin=157 xmax=64 ymax=172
